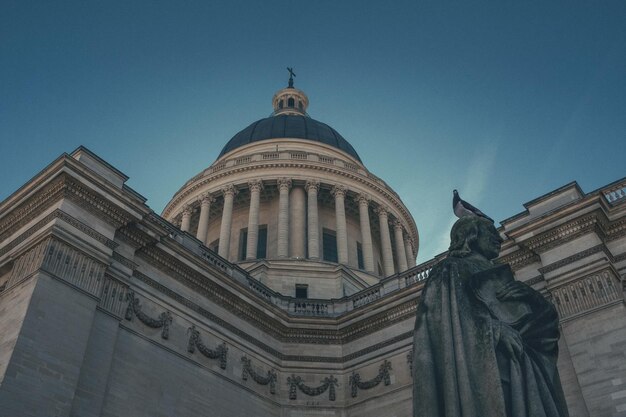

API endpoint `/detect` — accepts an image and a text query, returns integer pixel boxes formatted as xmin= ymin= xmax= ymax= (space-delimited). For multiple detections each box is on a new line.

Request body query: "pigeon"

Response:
xmin=453 ymin=189 xmax=494 ymax=222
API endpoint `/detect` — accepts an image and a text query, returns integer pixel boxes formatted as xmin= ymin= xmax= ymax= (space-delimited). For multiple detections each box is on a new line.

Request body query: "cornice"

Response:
xmin=538 ymin=244 xmax=612 ymax=274
xmin=0 ymin=172 xmax=135 ymax=247
xmin=0 ymin=208 xmax=117 ymax=259
xmin=524 ymin=210 xmax=607 ymax=253
xmin=497 ymin=248 xmax=540 ymax=271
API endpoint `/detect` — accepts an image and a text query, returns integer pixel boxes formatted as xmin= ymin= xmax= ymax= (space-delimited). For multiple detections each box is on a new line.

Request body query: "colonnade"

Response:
xmin=179 ymin=179 xmax=416 ymax=276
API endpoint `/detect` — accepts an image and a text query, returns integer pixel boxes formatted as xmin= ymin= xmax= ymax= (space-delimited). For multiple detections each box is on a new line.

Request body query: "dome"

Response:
xmin=218 ymin=114 xmax=362 ymax=162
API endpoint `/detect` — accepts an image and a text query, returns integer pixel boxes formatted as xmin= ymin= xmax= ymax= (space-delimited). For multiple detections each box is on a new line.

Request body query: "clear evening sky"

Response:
xmin=2 ymin=1 xmax=625 ymax=263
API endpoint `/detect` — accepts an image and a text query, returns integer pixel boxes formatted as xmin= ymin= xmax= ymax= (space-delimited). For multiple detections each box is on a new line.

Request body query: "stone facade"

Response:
xmin=0 ymin=87 xmax=625 ymax=416
xmin=0 ymin=146 xmax=625 ymax=416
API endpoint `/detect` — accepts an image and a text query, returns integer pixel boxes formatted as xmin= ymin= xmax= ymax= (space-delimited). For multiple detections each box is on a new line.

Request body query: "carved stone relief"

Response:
xmin=349 ymin=360 xmax=392 ymax=397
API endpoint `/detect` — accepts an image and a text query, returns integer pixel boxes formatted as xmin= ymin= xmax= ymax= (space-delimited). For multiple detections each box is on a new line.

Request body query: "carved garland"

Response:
xmin=125 ymin=291 xmax=172 ymax=339
xmin=349 ymin=360 xmax=392 ymax=397
xmin=287 ymin=375 xmax=338 ymax=401
xmin=187 ymin=325 xmax=228 ymax=369
xmin=241 ymin=356 xmax=277 ymax=394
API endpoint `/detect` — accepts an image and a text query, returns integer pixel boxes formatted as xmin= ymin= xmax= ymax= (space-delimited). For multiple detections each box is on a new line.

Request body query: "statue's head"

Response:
xmin=448 ymin=216 xmax=503 ymax=259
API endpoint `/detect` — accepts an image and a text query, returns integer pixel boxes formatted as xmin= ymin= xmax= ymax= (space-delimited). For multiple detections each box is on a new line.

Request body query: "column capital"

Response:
xmin=374 ymin=205 xmax=389 ymax=217
xmin=221 ymin=184 xmax=239 ymax=197
xmin=354 ymin=193 xmax=371 ymax=206
xmin=248 ymin=179 xmax=264 ymax=193
xmin=392 ymin=219 xmax=404 ymax=231
xmin=331 ymin=185 xmax=347 ymax=198
xmin=277 ymin=178 xmax=292 ymax=191
xmin=304 ymin=179 xmax=320 ymax=193
xmin=182 ymin=204 xmax=193 ymax=216
xmin=198 ymin=192 xmax=215 ymax=205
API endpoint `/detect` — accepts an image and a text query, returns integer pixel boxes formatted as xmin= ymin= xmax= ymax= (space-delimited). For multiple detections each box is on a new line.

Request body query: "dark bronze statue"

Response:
xmin=413 ymin=215 xmax=570 ymax=417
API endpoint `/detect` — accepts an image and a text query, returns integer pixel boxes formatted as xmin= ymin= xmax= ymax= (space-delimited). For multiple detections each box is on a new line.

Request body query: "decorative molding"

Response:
xmin=614 ymin=252 xmax=626 ymax=263
xmin=539 ymin=244 xmax=610 ymax=274
xmin=550 ymin=268 xmax=623 ymax=321
xmin=131 ymin=270 xmax=416 ymax=362
xmin=0 ymin=208 xmax=116 ymax=258
xmin=349 ymin=360 xmax=392 ymax=398
xmin=98 ymin=274 xmax=130 ymax=317
xmin=287 ymin=375 xmax=338 ymax=401
xmin=42 ymin=237 xmax=106 ymax=296
xmin=125 ymin=290 xmax=172 ymax=339
xmin=524 ymin=211 xmax=606 ymax=253
xmin=115 ymin=224 xmax=157 ymax=249
xmin=241 ymin=356 xmax=277 ymax=394
xmin=6 ymin=238 xmax=50 ymax=288
xmin=524 ymin=275 xmax=545 ymax=286
xmin=497 ymin=248 xmax=540 ymax=271
xmin=187 ymin=325 xmax=228 ymax=369
xmin=111 ymin=251 xmax=137 ymax=270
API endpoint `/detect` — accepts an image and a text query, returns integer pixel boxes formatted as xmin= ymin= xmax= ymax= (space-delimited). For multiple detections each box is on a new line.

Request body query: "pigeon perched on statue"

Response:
xmin=453 ymin=189 xmax=494 ymax=222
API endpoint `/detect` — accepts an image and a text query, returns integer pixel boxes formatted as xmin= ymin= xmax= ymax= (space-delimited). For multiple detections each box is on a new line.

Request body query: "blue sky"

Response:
xmin=2 ymin=1 xmax=625 ymax=263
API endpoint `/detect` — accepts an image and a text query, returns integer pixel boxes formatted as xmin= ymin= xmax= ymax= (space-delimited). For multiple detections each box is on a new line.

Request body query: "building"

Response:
xmin=0 ymin=81 xmax=625 ymax=417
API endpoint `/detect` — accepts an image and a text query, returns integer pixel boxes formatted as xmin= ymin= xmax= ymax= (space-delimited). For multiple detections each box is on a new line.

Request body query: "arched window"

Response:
xmin=288 ymin=97 xmax=295 ymax=108
xmin=278 ymin=100 xmax=284 ymax=109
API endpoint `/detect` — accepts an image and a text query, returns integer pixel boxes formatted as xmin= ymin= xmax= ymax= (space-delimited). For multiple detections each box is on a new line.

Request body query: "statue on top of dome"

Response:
xmin=287 ymin=67 xmax=296 ymax=88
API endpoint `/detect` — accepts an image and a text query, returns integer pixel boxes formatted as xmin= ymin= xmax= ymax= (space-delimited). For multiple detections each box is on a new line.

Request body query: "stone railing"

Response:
xmin=603 ymin=181 xmax=626 ymax=204
xmin=163 ymin=219 xmax=438 ymax=318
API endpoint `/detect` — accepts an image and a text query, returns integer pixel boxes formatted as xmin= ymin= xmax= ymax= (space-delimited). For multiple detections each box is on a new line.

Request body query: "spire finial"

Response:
xmin=287 ymin=67 xmax=296 ymax=88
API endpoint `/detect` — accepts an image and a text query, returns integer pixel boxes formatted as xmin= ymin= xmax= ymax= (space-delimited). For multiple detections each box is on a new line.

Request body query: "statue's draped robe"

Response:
xmin=412 ymin=257 xmax=569 ymax=417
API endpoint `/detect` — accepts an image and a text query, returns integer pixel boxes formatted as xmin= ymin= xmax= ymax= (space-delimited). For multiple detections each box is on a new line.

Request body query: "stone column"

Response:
xmin=196 ymin=193 xmax=214 ymax=244
xmin=245 ymin=180 xmax=263 ymax=260
xmin=290 ymin=186 xmax=306 ymax=259
xmin=332 ymin=185 xmax=349 ymax=265
xmin=180 ymin=204 xmax=192 ymax=232
xmin=355 ymin=193 xmax=375 ymax=272
xmin=305 ymin=180 xmax=320 ymax=260
xmin=375 ymin=206 xmax=395 ymax=276
xmin=218 ymin=185 xmax=238 ymax=259
xmin=393 ymin=220 xmax=408 ymax=272
xmin=277 ymin=178 xmax=291 ymax=258
xmin=404 ymin=236 xmax=416 ymax=267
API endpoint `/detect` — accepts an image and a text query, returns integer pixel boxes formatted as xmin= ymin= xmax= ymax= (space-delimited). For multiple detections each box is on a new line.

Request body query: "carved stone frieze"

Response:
xmin=187 ymin=325 xmax=228 ymax=369
xmin=125 ymin=291 xmax=172 ymax=339
xmin=38 ymin=237 xmax=106 ymax=296
xmin=5 ymin=238 xmax=51 ymax=288
xmin=111 ymin=251 xmax=137 ymax=270
xmin=287 ymin=374 xmax=338 ymax=401
xmin=549 ymin=268 xmax=623 ymax=321
xmin=349 ymin=360 xmax=392 ymax=398
xmin=98 ymin=275 xmax=130 ymax=317
xmin=241 ymin=356 xmax=277 ymax=394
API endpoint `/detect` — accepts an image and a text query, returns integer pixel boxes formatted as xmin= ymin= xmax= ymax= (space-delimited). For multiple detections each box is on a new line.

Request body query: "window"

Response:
xmin=257 ymin=226 xmax=267 ymax=259
xmin=279 ymin=99 xmax=284 ymax=109
xmin=323 ymin=229 xmax=338 ymax=263
xmin=288 ymin=97 xmax=295 ymax=108
xmin=295 ymin=284 xmax=308 ymax=299
xmin=357 ymin=242 xmax=364 ymax=270
xmin=239 ymin=226 xmax=268 ymax=260
xmin=239 ymin=229 xmax=248 ymax=260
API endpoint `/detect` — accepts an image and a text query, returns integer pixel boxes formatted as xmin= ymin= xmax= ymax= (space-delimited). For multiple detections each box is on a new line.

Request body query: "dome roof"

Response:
xmin=218 ymin=114 xmax=362 ymax=162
